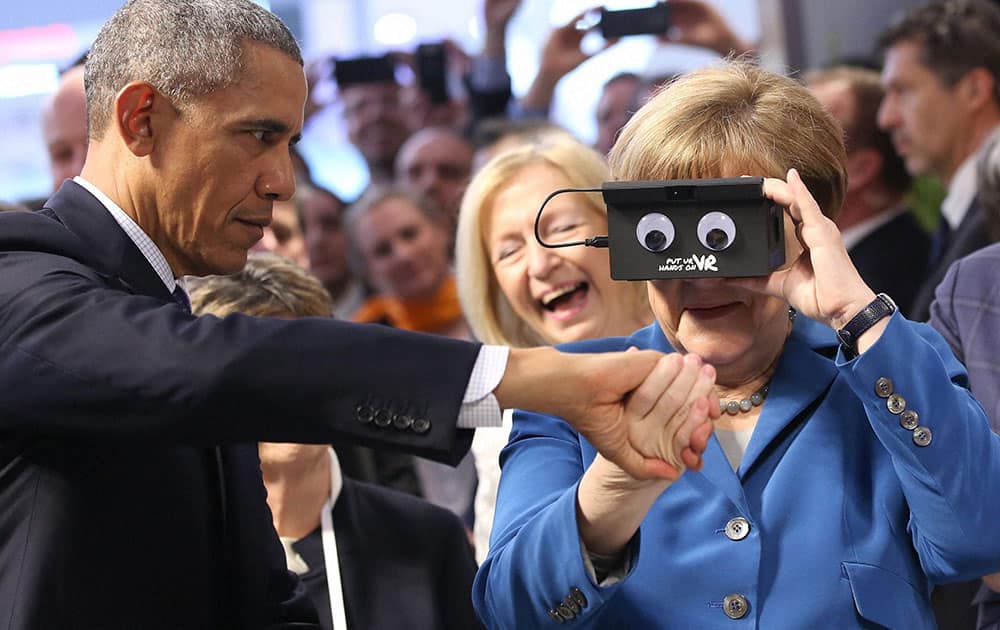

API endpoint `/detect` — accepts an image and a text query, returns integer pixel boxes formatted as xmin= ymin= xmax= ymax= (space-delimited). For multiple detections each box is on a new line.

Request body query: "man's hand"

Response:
xmin=482 ymin=0 xmax=521 ymax=58
xmin=495 ymin=346 xmax=711 ymax=479
xmin=623 ymin=352 xmax=717 ymax=473
xmin=985 ymin=572 xmax=1000 ymax=592
xmin=520 ymin=9 xmax=617 ymax=114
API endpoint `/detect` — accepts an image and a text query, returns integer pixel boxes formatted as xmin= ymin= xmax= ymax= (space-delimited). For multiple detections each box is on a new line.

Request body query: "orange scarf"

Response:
xmin=353 ymin=275 xmax=464 ymax=333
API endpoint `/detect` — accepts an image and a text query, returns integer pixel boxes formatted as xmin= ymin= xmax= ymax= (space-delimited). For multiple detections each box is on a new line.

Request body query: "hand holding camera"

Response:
xmin=733 ymin=169 xmax=876 ymax=333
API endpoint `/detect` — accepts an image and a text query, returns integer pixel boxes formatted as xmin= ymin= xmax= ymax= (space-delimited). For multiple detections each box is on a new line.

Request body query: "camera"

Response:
xmin=603 ymin=177 xmax=785 ymax=280
xmin=415 ymin=42 xmax=449 ymax=104
xmin=599 ymin=2 xmax=670 ymax=39
xmin=333 ymin=55 xmax=396 ymax=88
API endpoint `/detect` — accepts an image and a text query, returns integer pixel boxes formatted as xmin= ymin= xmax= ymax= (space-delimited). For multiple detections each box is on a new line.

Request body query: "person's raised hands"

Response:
xmin=661 ymin=0 xmax=755 ymax=57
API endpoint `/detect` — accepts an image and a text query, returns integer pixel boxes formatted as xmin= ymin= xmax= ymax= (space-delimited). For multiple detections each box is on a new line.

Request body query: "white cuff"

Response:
xmin=457 ymin=345 xmax=509 ymax=428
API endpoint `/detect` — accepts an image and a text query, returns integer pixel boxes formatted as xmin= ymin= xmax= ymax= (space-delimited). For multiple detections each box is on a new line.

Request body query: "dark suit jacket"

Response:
xmin=847 ymin=209 xmax=930 ymax=318
xmin=293 ymin=477 xmax=484 ymax=630
xmin=910 ymin=199 xmax=990 ymax=322
xmin=0 ymin=182 xmax=479 ymax=629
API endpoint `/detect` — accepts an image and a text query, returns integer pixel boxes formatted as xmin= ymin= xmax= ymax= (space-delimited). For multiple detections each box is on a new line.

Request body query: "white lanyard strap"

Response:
xmin=320 ymin=500 xmax=348 ymax=629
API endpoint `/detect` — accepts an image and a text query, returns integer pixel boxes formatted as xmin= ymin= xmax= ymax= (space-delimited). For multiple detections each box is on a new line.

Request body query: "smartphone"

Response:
xmin=599 ymin=2 xmax=671 ymax=39
xmin=333 ymin=55 xmax=395 ymax=88
xmin=416 ymin=42 xmax=449 ymax=104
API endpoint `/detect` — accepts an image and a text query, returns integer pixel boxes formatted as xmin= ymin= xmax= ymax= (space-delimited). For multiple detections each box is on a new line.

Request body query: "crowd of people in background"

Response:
xmin=4 ymin=0 xmax=1000 ymax=628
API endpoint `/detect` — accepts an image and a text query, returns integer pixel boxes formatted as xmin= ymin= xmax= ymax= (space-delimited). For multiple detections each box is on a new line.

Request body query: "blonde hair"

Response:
xmin=188 ymin=251 xmax=333 ymax=318
xmin=456 ymin=135 xmax=650 ymax=347
xmin=609 ymin=62 xmax=847 ymax=218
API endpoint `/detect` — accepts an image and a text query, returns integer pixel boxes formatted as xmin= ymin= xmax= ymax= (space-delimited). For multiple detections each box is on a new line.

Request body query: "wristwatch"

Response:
xmin=836 ymin=293 xmax=897 ymax=358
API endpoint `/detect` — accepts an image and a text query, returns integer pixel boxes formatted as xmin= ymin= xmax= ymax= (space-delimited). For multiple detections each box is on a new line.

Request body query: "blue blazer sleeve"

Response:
xmin=838 ymin=312 xmax=1000 ymax=581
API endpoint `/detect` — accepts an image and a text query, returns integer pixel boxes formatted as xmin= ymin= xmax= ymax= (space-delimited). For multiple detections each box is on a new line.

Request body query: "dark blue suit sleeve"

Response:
xmin=0 ymin=257 xmax=478 ymax=464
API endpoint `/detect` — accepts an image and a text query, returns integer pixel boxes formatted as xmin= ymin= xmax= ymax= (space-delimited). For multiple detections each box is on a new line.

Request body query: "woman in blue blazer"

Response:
xmin=473 ymin=62 xmax=1000 ymax=628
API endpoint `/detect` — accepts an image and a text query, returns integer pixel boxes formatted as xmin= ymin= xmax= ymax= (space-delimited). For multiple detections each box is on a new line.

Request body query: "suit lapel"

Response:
xmin=44 ymin=180 xmax=173 ymax=302
xmin=642 ymin=318 xmax=839 ymax=509
xmin=737 ymin=317 xmax=838 ymax=478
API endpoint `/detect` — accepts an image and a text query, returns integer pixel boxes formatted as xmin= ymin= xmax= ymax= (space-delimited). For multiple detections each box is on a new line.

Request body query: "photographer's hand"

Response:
xmin=662 ymin=0 xmax=755 ymax=57
xmin=521 ymin=9 xmax=617 ymax=114
xmin=483 ymin=0 xmax=522 ymax=59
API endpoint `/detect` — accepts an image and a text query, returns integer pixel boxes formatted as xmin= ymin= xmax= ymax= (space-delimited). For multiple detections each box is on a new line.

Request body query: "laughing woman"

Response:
xmin=455 ymin=135 xmax=652 ymax=563
xmin=472 ymin=62 xmax=1000 ymax=628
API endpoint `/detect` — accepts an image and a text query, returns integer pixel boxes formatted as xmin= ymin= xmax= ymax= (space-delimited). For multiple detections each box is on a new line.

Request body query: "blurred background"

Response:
xmin=0 ymin=0 xmax=925 ymax=203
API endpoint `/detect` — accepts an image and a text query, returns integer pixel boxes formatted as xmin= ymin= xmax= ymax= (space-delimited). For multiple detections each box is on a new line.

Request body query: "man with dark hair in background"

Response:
xmin=807 ymin=65 xmax=929 ymax=317
xmin=297 ymin=183 xmax=369 ymax=320
xmin=878 ymin=0 xmax=1000 ymax=322
xmin=594 ymin=72 xmax=641 ymax=154
xmin=335 ymin=57 xmax=412 ymax=183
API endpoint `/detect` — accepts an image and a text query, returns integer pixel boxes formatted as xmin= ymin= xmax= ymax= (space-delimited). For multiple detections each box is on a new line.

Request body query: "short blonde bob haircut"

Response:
xmin=188 ymin=252 xmax=333 ymax=319
xmin=456 ymin=134 xmax=651 ymax=347
xmin=609 ymin=62 xmax=848 ymax=219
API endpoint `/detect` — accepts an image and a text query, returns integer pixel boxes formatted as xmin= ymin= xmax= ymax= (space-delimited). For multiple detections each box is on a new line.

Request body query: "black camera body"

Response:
xmin=599 ymin=2 xmax=670 ymax=38
xmin=416 ymin=42 xmax=449 ymax=104
xmin=604 ymin=177 xmax=785 ymax=280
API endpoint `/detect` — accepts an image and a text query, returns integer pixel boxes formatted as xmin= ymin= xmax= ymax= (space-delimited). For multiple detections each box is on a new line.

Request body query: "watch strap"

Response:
xmin=836 ymin=293 xmax=897 ymax=357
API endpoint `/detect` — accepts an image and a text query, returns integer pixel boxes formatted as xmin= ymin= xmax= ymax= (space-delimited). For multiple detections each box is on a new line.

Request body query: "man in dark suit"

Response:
xmin=807 ymin=65 xmax=929 ymax=318
xmin=877 ymin=2 xmax=1000 ymax=626
xmin=0 ymin=1 xmax=707 ymax=628
xmin=877 ymin=0 xmax=1000 ymax=323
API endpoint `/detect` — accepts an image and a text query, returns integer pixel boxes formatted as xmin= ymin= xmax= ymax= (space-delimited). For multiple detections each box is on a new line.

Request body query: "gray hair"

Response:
xmin=188 ymin=251 xmax=333 ymax=319
xmin=978 ymin=128 xmax=1000 ymax=242
xmin=85 ymin=0 xmax=302 ymax=138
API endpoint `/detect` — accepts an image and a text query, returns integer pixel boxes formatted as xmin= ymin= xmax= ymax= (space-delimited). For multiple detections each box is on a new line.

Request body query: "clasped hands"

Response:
xmin=563 ymin=349 xmax=719 ymax=483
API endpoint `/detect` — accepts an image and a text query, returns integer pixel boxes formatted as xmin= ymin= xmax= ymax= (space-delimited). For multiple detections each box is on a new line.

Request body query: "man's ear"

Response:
xmin=845 ymin=147 xmax=883 ymax=193
xmin=113 ymin=82 xmax=164 ymax=157
xmin=958 ymin=67 xmax=996 ymax=112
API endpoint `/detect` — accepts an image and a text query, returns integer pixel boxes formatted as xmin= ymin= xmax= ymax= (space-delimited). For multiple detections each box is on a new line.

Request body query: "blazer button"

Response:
xmin=556 ymin=603 xmax=576 ymax=620
xmin=393 ymin=414 xmax=414 ymax=430
xmin=874 ymin=377 xmax=894 ymax=398
xmin=899 ymin=409 xmax=919 ymax=431
xmin=562 ymin=594 xmax=581 ymax=615
xmin=373 ymin=409 xmax=392 ymax=428
xmin=569 ymin=587 xmax=588 ymax=608
xmin=411 ymin=418 xmax=431 ymax=434
xmin=546 ymin=609 xmax=565 ymax=623
xmin=886 ymin=394 xmax=906 ymax=415
xmin=355 ymin=404 xmax=374 ymax=424
xmin=724 ymin=517 xmax=750 ymax=541
xmin=913 ymin=426 xmax=933 ymax=447
xmin=723 ymin=593 xmax=750 ymax=619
